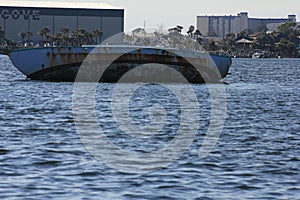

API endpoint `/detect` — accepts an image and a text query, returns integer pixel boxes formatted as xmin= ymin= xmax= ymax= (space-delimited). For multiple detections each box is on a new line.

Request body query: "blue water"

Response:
xmin=0 ymin=55 xmax=299 ymax=199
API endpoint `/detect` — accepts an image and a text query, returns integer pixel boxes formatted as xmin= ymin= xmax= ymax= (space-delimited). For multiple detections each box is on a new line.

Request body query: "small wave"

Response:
xmin=0 ymin=149 xmax=10 ymax=155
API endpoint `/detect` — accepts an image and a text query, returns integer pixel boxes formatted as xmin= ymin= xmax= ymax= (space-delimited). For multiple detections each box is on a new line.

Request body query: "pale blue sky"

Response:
xmin=19 ymin=0 xmax=300 ymax=32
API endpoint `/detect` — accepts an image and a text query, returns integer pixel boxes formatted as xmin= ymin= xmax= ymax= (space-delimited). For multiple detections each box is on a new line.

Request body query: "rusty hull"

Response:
xmin=9 ymin=47 xmax=231 ymax=83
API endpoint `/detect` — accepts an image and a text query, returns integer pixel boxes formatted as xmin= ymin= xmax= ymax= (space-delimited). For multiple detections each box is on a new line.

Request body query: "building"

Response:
xmin=0 ymin=0 xmax=124 ymax=42
xmin=197 ymin=12 xmax=296 ymax=38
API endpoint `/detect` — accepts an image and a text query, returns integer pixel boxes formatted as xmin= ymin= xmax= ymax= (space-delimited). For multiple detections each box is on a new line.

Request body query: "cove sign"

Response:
xmin=1 ymin=9 xmax=40 ymax=20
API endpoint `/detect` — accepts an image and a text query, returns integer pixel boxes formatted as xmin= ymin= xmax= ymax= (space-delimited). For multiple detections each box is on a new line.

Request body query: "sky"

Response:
xmin=18 ymin=0 xmax=300 ymax=32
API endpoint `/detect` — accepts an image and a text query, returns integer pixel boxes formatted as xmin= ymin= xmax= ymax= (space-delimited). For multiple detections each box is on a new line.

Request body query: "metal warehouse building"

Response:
xmin=0 ymin=1 xmax=124 ymax=42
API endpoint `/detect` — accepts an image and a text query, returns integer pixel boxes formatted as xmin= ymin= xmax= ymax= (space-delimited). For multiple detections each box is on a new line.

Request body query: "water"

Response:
xmin=0 ymin=55 xmax=299 ymax=199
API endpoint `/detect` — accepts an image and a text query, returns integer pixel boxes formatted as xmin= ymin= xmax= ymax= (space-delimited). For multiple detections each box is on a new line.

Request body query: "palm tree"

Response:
xmin=85 ymin=32 xmax=93 ymax=45
xmin=61 ymin=27 xmax=69 ymax=37
xmin=194 ymin=30 xmax=202 ymax=37
xmin=37 ymin=29 xmax=45 ymax=40
xmin=194 ymin=30 xmax=202 ymax=43
xmin=168 ymin=26 xmax=180 ymax=33
xmin=168 ymin=25 xmax=183 ymax=33
xmin=38 ymin=27 xmax=50 ymax=40
xmin=69 ymin=35 xmax=77 ymax=46
xmin=176 ymin=25 xmax=183 ymax=33
xmin=78 ymin=29 xmax=87 ymax=45
xmin=60 ymin=27 xmax=69 ymax=46
xmin=18 ymin=31 xmax=27 ymax=43
xmin=93 ymin=29 xmax=103 ymax=44
xmin=71 ymin=29 xmax=87 ymax=46
xmin=0 ymin=26 xmax=5 ymax=39
xmin=71 ymin=29 xmax=79 ymax=46
xmin=45 ymin=34 xmax=54 ymax=44
xmin=26 ymin=31 xmax=33 ymax=41
xmin=54 ymin=32 xmax=64 ymax=46
xmin=187 ymin=25 xmax=195 ymax=37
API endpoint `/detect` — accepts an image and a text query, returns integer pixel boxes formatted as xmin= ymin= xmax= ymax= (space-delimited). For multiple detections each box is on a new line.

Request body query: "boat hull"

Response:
xmin=8 ymin=46 xmax=231 ymax=83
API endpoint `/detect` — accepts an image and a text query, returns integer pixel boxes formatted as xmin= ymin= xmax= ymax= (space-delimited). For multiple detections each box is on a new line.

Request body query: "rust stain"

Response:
xmin=45 ymin=47 xmax=213 ymax=77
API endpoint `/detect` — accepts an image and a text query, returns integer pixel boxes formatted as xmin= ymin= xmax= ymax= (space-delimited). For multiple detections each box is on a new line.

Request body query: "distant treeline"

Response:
xmin=204 ymin=22 xmax=300 ymax=58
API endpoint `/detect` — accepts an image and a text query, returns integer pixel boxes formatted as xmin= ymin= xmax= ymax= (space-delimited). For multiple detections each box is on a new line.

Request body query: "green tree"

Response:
xmin=278 ymin=22 xmax=299 ymax=43
xmin=237 ymin=29 xmax=253 ymax=38
xmin=255 ymin=32 xmax=275 ymax=50
xmin=207 ymin=40 xmax=218 ymax=51
xmin=220 ymin=33 xmax=236 ymax=52
xmin=276 ymin=38 xmax=297 ymax=57
xmin=278 ymin=22 xmax=297 ymax=35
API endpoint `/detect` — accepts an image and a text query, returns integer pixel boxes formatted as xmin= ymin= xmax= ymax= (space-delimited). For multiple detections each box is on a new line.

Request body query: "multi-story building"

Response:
xmin=197 ymin=12 xmax=296 ymax=37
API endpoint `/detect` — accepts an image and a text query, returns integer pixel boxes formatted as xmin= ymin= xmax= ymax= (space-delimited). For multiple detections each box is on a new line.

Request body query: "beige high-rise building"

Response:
xmin=197 ymin=12 xmax=296 ymax=37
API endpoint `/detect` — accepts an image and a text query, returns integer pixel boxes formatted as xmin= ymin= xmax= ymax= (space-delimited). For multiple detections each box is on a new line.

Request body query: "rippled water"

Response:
xmin=0 ymin=55 xmax=299 ymax=199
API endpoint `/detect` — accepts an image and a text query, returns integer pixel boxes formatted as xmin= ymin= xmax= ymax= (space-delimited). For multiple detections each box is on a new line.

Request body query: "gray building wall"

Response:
xmin=198 ymin=15 xmax=238 ymax=37
xmin=0 ymin=6 xmax=124 ymax=42
xmin=248 ymin=18 xmax=292 ymax=31
xmin=197 ymin=16 xmax=209 ymax=36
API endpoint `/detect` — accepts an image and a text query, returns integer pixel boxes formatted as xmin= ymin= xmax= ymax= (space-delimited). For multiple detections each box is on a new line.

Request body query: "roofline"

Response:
xmin=197 ymin=13 xmax=296 ymax=20
xmin=0 ymin=0 xmax=123 ymax=10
